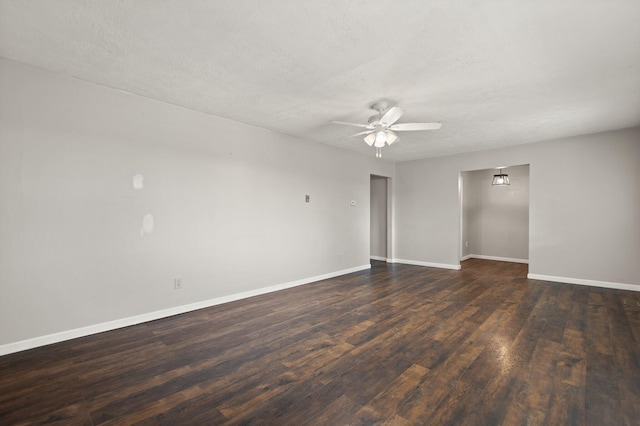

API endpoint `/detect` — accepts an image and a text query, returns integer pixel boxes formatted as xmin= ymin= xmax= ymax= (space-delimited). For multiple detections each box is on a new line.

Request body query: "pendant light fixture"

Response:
xmin=492 ymin=168 xmax=510 ymax=186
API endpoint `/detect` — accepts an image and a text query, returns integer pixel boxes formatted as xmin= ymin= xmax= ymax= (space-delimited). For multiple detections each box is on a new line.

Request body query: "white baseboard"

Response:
xmin=389 ymin=258 xmax=461 ymax=270
xmin=527 ymin=273 xmax=640 ymax=292
xmin=460 ymin=254 xmax=472 ymax=261
xmin=462 ymin=254 xmax=529 ymax=264
xmin=0 ymin=264 xmax=371 ymax=356
xmin=370 ymin=256 xmax=387 ymax=262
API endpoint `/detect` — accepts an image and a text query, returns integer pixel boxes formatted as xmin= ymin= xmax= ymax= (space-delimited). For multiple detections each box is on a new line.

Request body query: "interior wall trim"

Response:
xmin=527 ymin=273 xmax=640 ymax=292
xmin=0 ymin=264 xmax=372 ymax=356
xmin=389 ymin=258 xmax=461 ymax=270
xmin=370 ymin=256 xmax=387 ymax=261
xmin=463 ymin=254 xmax=529 ymax=264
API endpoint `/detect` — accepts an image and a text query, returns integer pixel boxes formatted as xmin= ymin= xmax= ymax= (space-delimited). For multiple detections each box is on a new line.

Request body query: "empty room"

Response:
xmin=1 ymin=1 xmax=639 ymax=425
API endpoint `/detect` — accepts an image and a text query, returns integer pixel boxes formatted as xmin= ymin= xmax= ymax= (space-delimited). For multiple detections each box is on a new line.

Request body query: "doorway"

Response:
xmin=370 ymin=175 xmax=390 ymax=261
xmin=459 ymin=165 xmax=530 ymax=266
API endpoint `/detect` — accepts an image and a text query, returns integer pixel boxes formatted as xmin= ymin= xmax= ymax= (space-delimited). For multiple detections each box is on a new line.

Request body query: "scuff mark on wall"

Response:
xmin=140 ymin=214 xmax=154 ymax=236
xmin=133 ymin=174 xmax=144 ymax=190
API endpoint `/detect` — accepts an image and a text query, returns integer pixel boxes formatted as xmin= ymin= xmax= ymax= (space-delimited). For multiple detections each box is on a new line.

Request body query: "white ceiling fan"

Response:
xmin=332 ymin=102 xmax=441 ymax=158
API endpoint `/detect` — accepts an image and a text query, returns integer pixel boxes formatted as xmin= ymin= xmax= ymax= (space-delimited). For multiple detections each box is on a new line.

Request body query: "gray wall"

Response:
xmin=462 ymin=165 xmax=529 ymax=261
xmin=370 ymin=176 xmax=387 ymax=259
xmin=396 ymin=127 xmax=640 ymax=287
xmin=0 ymin=59 xmax=394 ymax=346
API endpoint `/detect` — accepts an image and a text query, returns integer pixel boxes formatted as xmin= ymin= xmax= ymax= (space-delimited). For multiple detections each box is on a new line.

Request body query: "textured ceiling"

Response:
xmin=1 ymin=1 xmax=639 ymax=161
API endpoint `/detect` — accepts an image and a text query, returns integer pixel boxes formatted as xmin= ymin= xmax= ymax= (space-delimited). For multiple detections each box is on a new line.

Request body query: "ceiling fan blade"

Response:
xmin=342 ymin=130 xmax=374 ymax=139
xmin=331 ymin=120 xmax=371 ymax=129
xmin=379 ymin=106 xmax=403 ymax=126
xmin=389 ymin=122 xmax=442 ymax=131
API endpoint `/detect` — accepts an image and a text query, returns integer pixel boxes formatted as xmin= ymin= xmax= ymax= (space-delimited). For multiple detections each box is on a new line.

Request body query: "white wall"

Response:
xmin=370 ymin=175 xmax=387 ymax=259
xmin=462 ymin=165 xmax=529 ymax=261
xmin=395 ymin=127 xmax=640 ymax=288
xmin=0 ymin=59 xmax=394 ymax=349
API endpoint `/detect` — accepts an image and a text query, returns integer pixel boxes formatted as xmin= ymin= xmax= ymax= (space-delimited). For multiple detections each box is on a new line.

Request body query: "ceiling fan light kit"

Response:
xmin=332 ymin=101 xmax=441 ymax=158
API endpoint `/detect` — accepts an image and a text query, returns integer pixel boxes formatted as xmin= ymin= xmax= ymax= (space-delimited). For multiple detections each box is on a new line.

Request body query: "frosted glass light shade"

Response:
xmin=384 ymin=131 xmax=398 ymax=145
xmin=374 ymin=131 xmax=386 ymax=147
xmin=364 ymin=133 xmax=376 ymax=146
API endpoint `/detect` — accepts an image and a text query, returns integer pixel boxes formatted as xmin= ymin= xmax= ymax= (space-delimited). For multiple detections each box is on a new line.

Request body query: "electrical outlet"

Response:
xmin=174 ymin=278 xmax=182 ymax=290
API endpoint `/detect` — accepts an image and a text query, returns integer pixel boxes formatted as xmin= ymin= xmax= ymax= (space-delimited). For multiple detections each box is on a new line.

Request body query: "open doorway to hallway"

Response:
xmin=370 ymin=175 xmax=390 ymax=261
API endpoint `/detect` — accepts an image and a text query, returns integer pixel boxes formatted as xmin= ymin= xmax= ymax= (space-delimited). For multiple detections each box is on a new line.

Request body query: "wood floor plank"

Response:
xmin=544 ymin=379 xmax=585 ymax=426
xmin=359 ymin=363 xmax=430 ymax=423
xmin=585 ymin=292 xmax=625 ymax=425
xmin=1 ymin=259 xmax=638 ymax=424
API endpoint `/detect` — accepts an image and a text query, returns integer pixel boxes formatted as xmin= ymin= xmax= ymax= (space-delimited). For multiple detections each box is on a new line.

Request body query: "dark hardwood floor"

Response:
xmin=1 ymin=259 xmax=639 ymax=425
